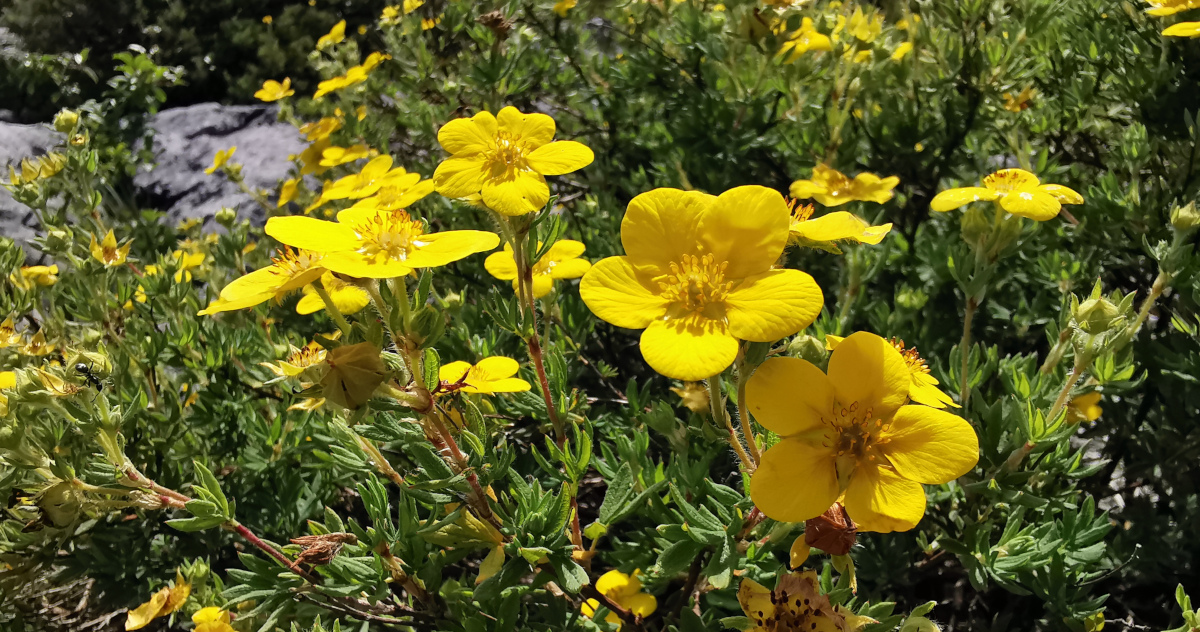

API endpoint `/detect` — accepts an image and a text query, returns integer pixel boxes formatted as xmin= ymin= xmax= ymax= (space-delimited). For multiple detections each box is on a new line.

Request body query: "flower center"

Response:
xmin=485 ymin=132 xmax=530 ymax=179
xmin=657 ymin=253 xmax=734 ymax=313
xmin=289 ymin=343 xmax=327 ymax=369
xmin=890 ymin=338 xmax=929 ymax=375
xmin=824 ymin=401 xmax=889 ymax=461
xmin=271 ymin=247 xmax=322 ymax=278
xmin=788 ymin=198 xmax=815 ymax=226
xmin=352 ymin=210 xmax=427 ymax=262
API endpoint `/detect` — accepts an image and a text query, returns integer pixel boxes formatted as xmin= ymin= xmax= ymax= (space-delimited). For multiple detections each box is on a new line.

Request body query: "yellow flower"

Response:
xmin=122 ymin=285 xmax=148 ymax=310
xmin=790 ymin=164 xmax=899 ymax=207
xmin=930 ymin=168 xmax=1083 ymax=221
xmin=846 ymin=7 xmax=882 ymax=42
xmin=404 ymin=0 xmax=424 ymax=12
xmin=0 ymin=371 xmax=15 ymax=389
xmin=192 ymin=607 xmax=235 ymax=632
xmin=172 ymin=250 xmax=206 ymax=282
xmin=7 ymin=153 xmax=66 ymax=184
xmin=198 ymin=248 xmax=326 ymax=315
xmin=1068 ymin=392 xmax=1102 ymax=423
xmin=205 ymin=147 xmax=237 ymax=175
xmin=317 ymin=20 xmax=347 ymax=50
xmin=433 ymin=106 xmax=595 ymax=216
xmin=125 ymin=573 xmax=191 ymax=630
xmin=484 ymin=240 xmax=591 ymax=298
xmin=1145 ymin=0 xmax=1200 ymax=16
xmin=314 ymin=67 xmax=369 ymax=99
xmin=777 ymin=18 xmax=833 ymax=63
xmin=438 ymin=357 xmax=531 ymax=394
xmin=21 ymin=330 xmax=57 ymax=357
xmin=298 ymin=140 xmax=333 ymax=176
xmin=90 ymin=230 xmax=132 ymax=267
xmin=581 ymin=570 xmax=657 ymax=628
xmin=670 ymin=381 xmax=711 ymax=413
xmin=322 ymin=155 xmax=428 ymax=203
xmin=747 ymin=332 xmax=978 ymax=532
xmin=296 ymin=272 xmax=370 ymax=315
xmin=738 ymin=571 xmax=873 ymax=632
xmin=553 ymin=0 xmax=577 ymax=17
xmin=300 ymin=117 xmax=343 ymax=142
xmin=255 ymin=78 xmax=295 ymax=102
xmin=0 ymin=318 xmax=19 ymax=347
xmin=320 ymin=144 xmax=373 ymax=167
xmin=11 ymin=265 xmax=60 ymax=290
xmin=266 ymin=209 xmax=499 ymax=279
xmin=278 ymin=178 xmax=300 ymax=208
xmin=350 ymin=169 xmax=437 ymax=211
xmin=261 ymin=340 xmax=328 ymax=378
xmin=263 ymin=15 xmax=273 ymax=24
xmin=1163 ymin=21 xmax=1200 ymax=36
xmin=580 ymin=186 xmax=824 ymax=381
xmin=1002 ymin=87 xmax=1036 ymax=112
xmin=852 ymin=50 xmax=872 ymax=63
xmin=787 ymin=202 xmax=891 ymax=253
xmin=381 ymin=5 xmax=402 ymax=23
xmin=891 ymin=41 xmax=913 ymax=61
xmin=35 ymin=368 xmax=80 ymax=396
xmin=422 ymin=16 xmax=441 ymax=30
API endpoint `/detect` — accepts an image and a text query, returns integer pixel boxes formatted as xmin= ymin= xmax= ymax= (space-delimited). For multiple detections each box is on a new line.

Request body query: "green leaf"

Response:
xmin=166 ymin=516 xmax=225 ymax=532
xmin=193 ymin=460 xmax=229 ymax=516
xmin=598 ymin=463 xmax=636 ymax=525
xmin=422 ymin=347 xmax=441 ymax=392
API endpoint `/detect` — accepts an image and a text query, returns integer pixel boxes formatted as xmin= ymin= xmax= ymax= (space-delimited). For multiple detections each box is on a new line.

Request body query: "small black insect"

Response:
xmin=75 ymin=362 xmax=104 ymax=391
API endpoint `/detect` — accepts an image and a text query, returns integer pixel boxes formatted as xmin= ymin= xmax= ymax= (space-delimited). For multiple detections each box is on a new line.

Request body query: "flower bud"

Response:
xmin=1170 ymin=201 xmax=1200 ymax=233
xmin=787 ymin=334 xmax=827 ymax=365
xmin=1074 ymin=296 xmax=1122 ymax=334
xmin=214 ymin=206 xmax=238 ymax=228
xmin=959 ymin=206 xmax=990 ymax=246
xmin=53 ymin=109 xmax=79 ymax=132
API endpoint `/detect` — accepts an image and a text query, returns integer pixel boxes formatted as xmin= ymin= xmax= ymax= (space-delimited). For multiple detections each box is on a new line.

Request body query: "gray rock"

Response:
xmin=0 ymin=122 xmax=61 ymax=246
xmin=135 ymin=103 xmax=304 ymax=226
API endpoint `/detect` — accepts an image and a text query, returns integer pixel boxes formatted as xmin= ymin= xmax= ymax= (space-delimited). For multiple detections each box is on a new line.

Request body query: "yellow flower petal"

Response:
xmin=484 ymin=246 xmax=519 ymax=280
xmin=125 ymin=588 xmax=169 ymax=630
xmin=699 ymin=185 xmax=790 ymax=279
xmin=433 ymin=156 xmax=490 ymax=199
xmin=738 ymin=578 xmax=775 ymax=624
xmin=999 ymin=189 xmax=1061 ymax=221
xmin=321 ymin=252 xmax=412 ymax=279
xmin=526 ymin=140 xmax=595 ymax=175
xmin=929 ymin=187 xmax=1000 ymax=212
xmin=827 ymin=332 xmax=910 ymax=419
xmin=192 ymin=607 xmax=230 ymax=625
xmin=1164 ymin=21 xmax=1200 ymax=36
xmin=909 ymin=373 xmax=958 ymax=409
xmin=621 ymin=188 xmax=713 ymax=273
xmin=842 ymin=464 xmax=925 ymax=533
xmin=481 ymin=170 xmax=550 ymax=216
xmin=746 ymin=356 xmax=833 ymax=436
xmin=725 ymin=269 xmax=824 ymax=342
xmin=982 ymin=168 xmax=1039 ymax=193
xmin=496 ymin=106 xmax=556 ymax=148
xmin=0 ymin=371 xmax=15 ymax=389
xmin=543 ymin=239 xmax=587 ymax=262
xmin=596 ymin=569 xmax=641 ymax=596
xmin=640 ymin=314 xmax=738 ymax=381
xmin=403 ymin=230 xmax=501 ymax=268
xmin=883 ymin=405 xmax=979 ymax=484
xmin=548 ymin=257 xmax=591 ymax=280
xmin=265 ymin=217 xmax=360 ymax=252
xmin=579 ymin=257 xmax=669 ymax=329
xmin=622 ymin=593 xmax=658 ymax=617
xmin=531 ymin=275 xmax=555 ymax=298
xmin=792 ymin=211 xmax=891 ymax=245
xmin=1038 ymin=183 xmax=1083 ymax=205
xmin=751 ymin=437 xmax=840 ymax=523
xmin=438 ymin=112 xmax=498 ymax=154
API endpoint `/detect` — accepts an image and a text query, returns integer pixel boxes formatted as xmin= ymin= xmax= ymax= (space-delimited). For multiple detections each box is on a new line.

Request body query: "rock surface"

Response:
xmin=0 ymin=102 xmax=302 ymax=245
xmin=135 ymin=103 xmax=303 ymax=226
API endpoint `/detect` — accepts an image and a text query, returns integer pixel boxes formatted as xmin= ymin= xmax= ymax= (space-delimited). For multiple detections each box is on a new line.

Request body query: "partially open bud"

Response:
xmin=787 ymin=334 xmax=827 ymax=365
xmin=1171 ymin=201 xmax=1200 ymax=233
xmin=804 ymin=503 xmax=857 ymax=556
xmin=1074 ymin=296 xmax=1122 ymax=334
xmin=960 ymin=205 xmax=990 ymax=247
xmin=215 ymin=206 xmax=238 ymax=228
xmin=53 ymin=109 xmax=79 ymax=133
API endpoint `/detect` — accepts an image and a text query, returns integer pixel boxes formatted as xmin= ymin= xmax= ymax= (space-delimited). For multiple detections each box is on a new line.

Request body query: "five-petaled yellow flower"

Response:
xmin=90 ymin=230 xmax=131 ymax=267
xmin=580 ymin=186 xmax=824 ymax=381
xmin=266 ymin=208 xmax=499 ymax=279
xmin=484 ymin=240 xmax=591 ymax=298
xmin=790 ymin=164 xmax=899 ymax=207
xmin=580 ymin=570 xmax=657 ymax=628
xmin=255 ymin=78 xmax=295 ymax=102
xmin=261 ymin=340 xmax=328 ymax=379
xmin=433 ymin=107 xmax=594 ymax=216
xmin=930 ymin=168 xmax=1083 ymax=221
xmin=777 ymin=18 xmax=832 ymax=63
xmin=747 ymin=331 xmax=979 ymax=532
xmin=438 ymin=357 xmax=531 ymax=394
xmin=198 ymin=248 xmax=326 ymax=315
xmin=788 ymin=201 xmax=891 ymax=254
xmin=205 ymin=147 xmax=237 ymax=175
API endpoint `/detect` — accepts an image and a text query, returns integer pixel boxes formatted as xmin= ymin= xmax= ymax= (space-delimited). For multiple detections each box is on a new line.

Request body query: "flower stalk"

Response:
xmin=707 ymin=376 xmax=756 ymax=473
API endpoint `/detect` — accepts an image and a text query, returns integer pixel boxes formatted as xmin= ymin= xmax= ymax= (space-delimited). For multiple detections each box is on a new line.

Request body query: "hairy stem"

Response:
xmin=959 ymin=296 xmax=979 ymax=407
xmin=735 ymin=356 xmax=761 ymax=466
xmin=707 ymin=376 xmax=755 ymax=473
